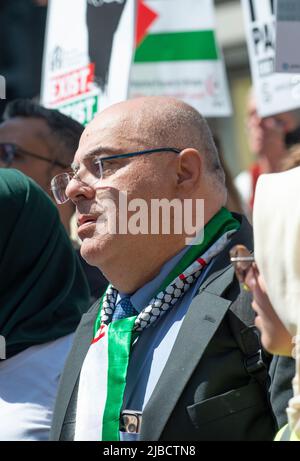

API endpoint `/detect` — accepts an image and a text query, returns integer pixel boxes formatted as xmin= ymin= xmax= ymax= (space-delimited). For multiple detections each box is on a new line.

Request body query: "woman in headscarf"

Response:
xmin=231 ymin=166 xmax=300 ymax=441
xmin=0 ymin=169 xmax=90 ymax=441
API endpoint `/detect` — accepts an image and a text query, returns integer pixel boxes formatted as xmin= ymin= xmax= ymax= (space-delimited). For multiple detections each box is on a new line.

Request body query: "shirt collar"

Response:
xmin=118 ymin=245 xmax=190 ymax=313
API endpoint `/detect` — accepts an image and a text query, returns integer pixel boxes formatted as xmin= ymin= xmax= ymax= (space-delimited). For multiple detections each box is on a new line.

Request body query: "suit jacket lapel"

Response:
xmin=52 ymin=214 xmax=252 ymax=440
xmin=50 ymin=305 xmax=98 ymax=440
xmin=140 ymin=269 xmax=234 ymax=441
xmin=140 ymin=215 xmax=253 ymax=441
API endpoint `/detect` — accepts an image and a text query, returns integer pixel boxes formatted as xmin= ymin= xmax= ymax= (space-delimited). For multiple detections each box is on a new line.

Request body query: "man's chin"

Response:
xmin=79 ymin=234 xmax=111 ymax=268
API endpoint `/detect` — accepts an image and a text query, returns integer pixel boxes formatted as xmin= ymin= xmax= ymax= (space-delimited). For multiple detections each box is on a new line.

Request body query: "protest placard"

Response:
xmin=129 ymin=0 xmax=231 ymax=117
xmin=41 ymin=0 xmax=134 ymax=125
xmin=275 ymin=0 xmax=300 ymax=74
xmin=242 ymin=0 xmax=300 ymax=117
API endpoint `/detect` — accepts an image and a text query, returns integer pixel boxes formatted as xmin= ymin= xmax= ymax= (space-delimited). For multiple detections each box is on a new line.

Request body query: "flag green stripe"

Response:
xmin=134 ymin=30 xmax=219 ymax=63
xmin=157 ymin=208 xmax=240 ymax=293
xmin=102 ymin=316 xmax=137 ymax=441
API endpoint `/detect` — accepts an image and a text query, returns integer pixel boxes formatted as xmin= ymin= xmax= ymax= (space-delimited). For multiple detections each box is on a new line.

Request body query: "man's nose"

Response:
xmin=66 ymin=177 xmax=96 ymax=204
xmin=250 ymin=114 xmax=263 ymax=127
xmin=247 ymin=113 xmax=262 ymax=128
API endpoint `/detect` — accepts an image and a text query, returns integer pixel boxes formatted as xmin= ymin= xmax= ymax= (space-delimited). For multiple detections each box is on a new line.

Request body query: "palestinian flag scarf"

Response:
xmin=75 ymin=208 xmax=240 ymax=440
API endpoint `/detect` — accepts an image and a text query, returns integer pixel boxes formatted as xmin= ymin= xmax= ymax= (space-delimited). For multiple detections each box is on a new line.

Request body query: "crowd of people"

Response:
xmin=0 ymin=89 xmax=299 ymax=442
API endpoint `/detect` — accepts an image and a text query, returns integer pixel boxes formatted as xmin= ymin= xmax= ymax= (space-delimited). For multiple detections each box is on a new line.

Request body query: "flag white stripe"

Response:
xmin=130 ymin=61 xmax=232 ymax=117
xmin=146 ymin=0 xmax=215 ymax=33
xmin=74 ymin=326 xmax=109 ymax=441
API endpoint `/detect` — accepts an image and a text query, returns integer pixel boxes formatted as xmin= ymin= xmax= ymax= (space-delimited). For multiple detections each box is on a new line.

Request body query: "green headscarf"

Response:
xmin=0 ymin=169 xmax=91 ymax=358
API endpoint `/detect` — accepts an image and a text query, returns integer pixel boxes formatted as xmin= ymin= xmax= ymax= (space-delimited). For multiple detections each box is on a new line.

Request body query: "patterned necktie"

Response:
xmin=111 ymin=296 xmax=137 ymax=321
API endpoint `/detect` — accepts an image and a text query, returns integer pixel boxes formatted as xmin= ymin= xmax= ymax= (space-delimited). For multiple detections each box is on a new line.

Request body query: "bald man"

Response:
xmin=50 ymin=97 xmax=293 ymax=441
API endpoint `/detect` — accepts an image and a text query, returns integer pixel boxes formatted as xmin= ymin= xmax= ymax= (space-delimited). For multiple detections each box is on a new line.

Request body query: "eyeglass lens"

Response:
xmin=0 ymin=144 xmax=14 ymax=166
xmin=51 ymin=158 xmax=103 ymax=204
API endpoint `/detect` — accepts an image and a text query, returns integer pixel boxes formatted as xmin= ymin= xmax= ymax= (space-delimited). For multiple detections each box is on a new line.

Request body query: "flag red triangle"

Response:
xmin=136 ymin=0 xmax=158 ymax=47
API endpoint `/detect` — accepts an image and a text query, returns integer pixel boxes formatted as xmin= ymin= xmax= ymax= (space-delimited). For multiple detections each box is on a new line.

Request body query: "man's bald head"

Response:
xmin=71 ymin=96 xmax=228 ymax=291
xmin=85 ymin=96 xmax=225 ymax=194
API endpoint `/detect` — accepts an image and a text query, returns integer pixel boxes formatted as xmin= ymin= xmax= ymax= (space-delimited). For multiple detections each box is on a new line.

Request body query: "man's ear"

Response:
xmin=176 ymin=148 xmax=202 ymax=191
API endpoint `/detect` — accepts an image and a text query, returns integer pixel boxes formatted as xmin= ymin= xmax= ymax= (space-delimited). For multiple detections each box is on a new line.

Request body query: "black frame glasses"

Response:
xmin=0 ymin=142 xmax=68 ymax=169
xmin=93 ymin=147 xmax=181 ymax=163
xmin=51 ymin=147 xmax=181 ymax=204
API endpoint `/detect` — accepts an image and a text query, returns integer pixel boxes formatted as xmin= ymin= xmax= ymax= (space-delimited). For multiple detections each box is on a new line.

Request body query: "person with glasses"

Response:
xmin=0 ymin=169 xmax=91 ymax=441
xmin=231 ymin=167 xmax=300 ymax=441
xmin=49 ymin=96 xmax=294 ymax=441
xmin=0 ymin=99 xmax=108 ymax=301
xmin=0 ymin=99 xmax=83 ymax=233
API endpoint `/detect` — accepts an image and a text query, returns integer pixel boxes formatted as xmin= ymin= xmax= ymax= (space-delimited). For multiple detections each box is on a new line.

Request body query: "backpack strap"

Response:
xmin=200 ymin=265 xmax=271 ymax=390
xmin=228 ymin=288 xmax=272 ymax=389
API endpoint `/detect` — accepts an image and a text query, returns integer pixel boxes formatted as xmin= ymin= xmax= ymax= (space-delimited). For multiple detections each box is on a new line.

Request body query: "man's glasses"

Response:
xmin=51 ymin=147 xmax=181 ymax=204
xmin=230 ymin=244 xmax=256 ymax=285
xmin=0 ymin=142 xmax=68 ymax=169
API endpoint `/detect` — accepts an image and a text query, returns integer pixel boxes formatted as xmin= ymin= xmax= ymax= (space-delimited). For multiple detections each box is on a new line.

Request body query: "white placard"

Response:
xmin=41 ymin=0 xmax=135 ymax=125
xmin=242 ymin=0 xmax=300 ymax=117
xmin=275 ymin=0 xmax=300 ymax=74
xmin=129 ymin=0 xmax=232 ymax=117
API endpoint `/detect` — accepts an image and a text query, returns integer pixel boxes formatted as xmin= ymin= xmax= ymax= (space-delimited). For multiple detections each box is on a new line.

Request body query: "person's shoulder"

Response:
xmin=275 ymin=424 xmax=300 ymax=441
xmin=275 ymin=425 xmax=288 ymax=441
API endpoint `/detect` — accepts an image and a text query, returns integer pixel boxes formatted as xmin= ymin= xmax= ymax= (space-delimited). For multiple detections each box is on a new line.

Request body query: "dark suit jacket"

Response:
xmin=50 ymin=214 xmax=295 ymax=441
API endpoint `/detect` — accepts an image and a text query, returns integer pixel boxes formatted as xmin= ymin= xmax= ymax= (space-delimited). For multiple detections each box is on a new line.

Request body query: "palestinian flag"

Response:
xmin=129 ymin=0 xmax=231 ymax=117
xmin=74 ymin=317 xmax=136 ymax=441
xmin=134 ymin=0 xmax=219 ymax=63
xmin=74 ymin=324 xmax=109 ymax=441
